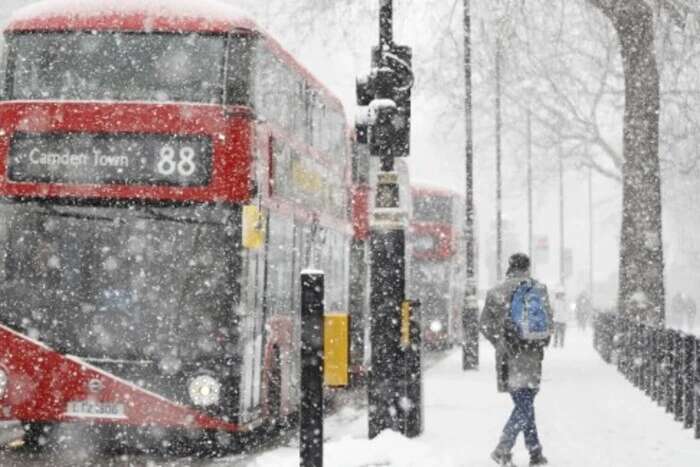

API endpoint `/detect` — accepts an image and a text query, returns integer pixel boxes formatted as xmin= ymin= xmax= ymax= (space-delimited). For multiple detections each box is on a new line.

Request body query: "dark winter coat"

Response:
xmin=479 ymin=272 xmax=553 ymax=393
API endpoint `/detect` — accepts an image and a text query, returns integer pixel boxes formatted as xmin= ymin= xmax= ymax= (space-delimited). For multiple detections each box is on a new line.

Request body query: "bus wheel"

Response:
xmin=22 ymin=422 xmax=55 ymax=452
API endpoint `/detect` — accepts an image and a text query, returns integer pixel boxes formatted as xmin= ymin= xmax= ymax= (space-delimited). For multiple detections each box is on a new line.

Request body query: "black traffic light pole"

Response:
xmin=357 ymin=0 xmax=414 ymax=439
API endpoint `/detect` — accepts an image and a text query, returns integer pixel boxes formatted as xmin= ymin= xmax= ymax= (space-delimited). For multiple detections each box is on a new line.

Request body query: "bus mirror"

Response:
xmin=242 ymin=205 xmax=265 ymax=249
xmin=324 ymin=313 xmax=350 ymax=387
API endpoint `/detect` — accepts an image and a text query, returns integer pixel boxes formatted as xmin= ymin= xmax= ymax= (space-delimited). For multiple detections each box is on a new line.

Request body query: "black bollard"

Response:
xmin=652 ymin=328 xmax=661 ymax=403
xmin=615 ymin=317 xmax=625 ymax=374
xmin=684 ymin=334 xmax=695 ymax=430
xmin=665 ymin=330 xmax=675 ymax=414
xmin=628 ymin=322 xmax=636 ymax=385
xmin=300 ymin=271 xmax=324 ymax=467
xmin=620 ymin=319 xmax=628 ymax=378
xmin=644 ymin=325 xmax=652 ymax=394
xmin=693 ymin=338 xmax=700 ymax=439
xmin=629 ymin=323 xmax=635 ymax=381
xmin=642 ymin=325 xmax=651 ymax=397
xmin=634 ymin=323 xmax=643 ymax=389
xmin=675 ymin=332 xmax=685 ymax=422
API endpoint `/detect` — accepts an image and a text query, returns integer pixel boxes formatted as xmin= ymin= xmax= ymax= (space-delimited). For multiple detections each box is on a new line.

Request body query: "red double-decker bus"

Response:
xmin=408 ymin=185 xmax=466 ymax=350
xmin=0 ymin=0 xmax=358 ymax=451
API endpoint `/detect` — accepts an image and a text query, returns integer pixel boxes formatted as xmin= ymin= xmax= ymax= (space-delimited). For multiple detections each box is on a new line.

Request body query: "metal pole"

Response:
xmin=300 ymin=271 xmax=324 ymax=467
xmin=495 ymin=36 xmax=503 ymax=282
xmin=379 ymin=0 xmax=393 ymax=48
xmin=694 ymin=337 xmax=699 ymax=439
xmin=368 ymin=205 xmax=405 ymax=438
xmin=559 ymin=146 xmax=564 ymax=286
xmin=684 ymin=334 xmax=695 ymax=429
xmin=527 ymin=108 xmax=533 ymax=262
xmin=589 ymin=155 xmax=594 ymax=302
xmin=674 ymin=332 xmax=684 ymax=422
xmin=368 ymin=0 xmax=410 ymax=439
xmin=462 ymin=0 xmax=479 ymax=370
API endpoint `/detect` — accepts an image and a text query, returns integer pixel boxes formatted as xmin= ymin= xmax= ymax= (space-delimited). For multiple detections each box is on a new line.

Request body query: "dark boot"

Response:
xmin=529 ymin=449 xmax=548 ymax=465
xmin=491 ymin=449 xmax=515 ymax=467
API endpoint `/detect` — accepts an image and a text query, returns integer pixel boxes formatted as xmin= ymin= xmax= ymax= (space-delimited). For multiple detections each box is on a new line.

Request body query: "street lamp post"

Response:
xmin=462 ymin=0 xmax=478 ymax=370
xmin=559 ymin=146 xmax=565 ymax=286
xmin=527 ymin=108 xmax=533 ymax=263
xmin=588 ymin=153 xmax=594 ymax=302
xmin=495 ymin=35 xmax=503 ymax=282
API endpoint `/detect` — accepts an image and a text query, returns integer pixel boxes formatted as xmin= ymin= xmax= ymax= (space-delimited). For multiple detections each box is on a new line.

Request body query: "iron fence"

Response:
xmin=593 ymin=312 xmax=699 ymax=439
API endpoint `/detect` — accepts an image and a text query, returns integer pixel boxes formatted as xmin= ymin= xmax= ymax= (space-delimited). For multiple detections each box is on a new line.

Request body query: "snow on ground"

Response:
xmin=243 ymin=330 xmax=700 ymax=467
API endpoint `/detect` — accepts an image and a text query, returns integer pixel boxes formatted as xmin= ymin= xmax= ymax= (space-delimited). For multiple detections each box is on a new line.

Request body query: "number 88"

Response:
xmin=157 ymin=145 xmax=197 ymax=176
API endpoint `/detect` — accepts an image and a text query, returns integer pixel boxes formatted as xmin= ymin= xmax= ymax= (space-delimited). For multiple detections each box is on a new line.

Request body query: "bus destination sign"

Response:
xmin=8 ymin=132 xmax=213 ymax=187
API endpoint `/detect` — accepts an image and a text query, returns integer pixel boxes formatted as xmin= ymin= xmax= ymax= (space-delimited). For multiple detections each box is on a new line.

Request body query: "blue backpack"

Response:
xmin=509 ymin=280 xmax=551 ymax=342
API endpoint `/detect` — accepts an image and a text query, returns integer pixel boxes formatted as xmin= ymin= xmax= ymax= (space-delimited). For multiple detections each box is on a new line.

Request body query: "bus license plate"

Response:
xmin=65 ymin=401 xmax=126 ymax=419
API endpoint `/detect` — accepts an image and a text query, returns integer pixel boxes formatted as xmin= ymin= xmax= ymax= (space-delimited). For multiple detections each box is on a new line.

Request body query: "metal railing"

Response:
xmin=593 ymin=312 xmax=699 ymax=439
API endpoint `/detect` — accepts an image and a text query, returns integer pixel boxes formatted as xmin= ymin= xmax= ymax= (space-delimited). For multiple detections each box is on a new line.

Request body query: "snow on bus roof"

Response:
xmin=7 ymin=0 xmax=346 ymax=117
xmin=411 ymin=183 xmax=463 ymax=199
xmin=8 ymin=0 xmax=256 ymax=32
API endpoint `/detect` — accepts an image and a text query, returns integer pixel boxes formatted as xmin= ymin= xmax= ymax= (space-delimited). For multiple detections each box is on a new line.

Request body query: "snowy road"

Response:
xmin=2 ymin=331 xmax=698 ymax=466
xmin=246 ymin=331 xmax=700 ymax=467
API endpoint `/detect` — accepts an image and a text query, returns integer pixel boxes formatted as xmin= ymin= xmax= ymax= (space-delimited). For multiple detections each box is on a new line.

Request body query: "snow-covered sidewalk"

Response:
xmin=244 ymin=331 xmax=700 ymax=467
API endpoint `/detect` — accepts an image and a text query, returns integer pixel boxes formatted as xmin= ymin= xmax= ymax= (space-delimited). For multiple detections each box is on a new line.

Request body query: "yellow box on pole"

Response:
xmin=242 ymin=205 xmax=265 ymax=249
xmin=401 ymin=301 xmax=411 ymax=348
xmin=324 ymin=313 xmax=349 ymax=387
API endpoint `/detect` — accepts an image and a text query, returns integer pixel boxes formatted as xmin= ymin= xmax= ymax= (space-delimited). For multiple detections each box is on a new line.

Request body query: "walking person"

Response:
xmin=575 ymin=292 xmax=592 ymax=331
xmin=552 ymin=288 xmax=571 ymax=348
xmin=480 ymin=253 xmax=552 ymax=466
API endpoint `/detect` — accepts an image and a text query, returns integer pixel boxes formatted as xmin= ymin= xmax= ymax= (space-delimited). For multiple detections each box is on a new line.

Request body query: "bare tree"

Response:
xmin=584 ymin=0 xmax=669 ymax=323
xmin=497 ymin=0 xmax=699 ymax=321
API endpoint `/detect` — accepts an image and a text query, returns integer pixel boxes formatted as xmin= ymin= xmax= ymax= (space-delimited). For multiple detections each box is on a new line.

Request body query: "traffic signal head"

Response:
xmin=355 ymin=44 xmax=413 ymax=158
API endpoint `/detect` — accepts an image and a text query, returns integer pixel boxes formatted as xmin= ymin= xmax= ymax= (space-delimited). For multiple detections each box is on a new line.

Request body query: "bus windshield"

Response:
xmin=8 ymin=31 xmax=225 ymax=104
xmin=413 ymin=194 xmax=452 ymax=224
xmin=0 ymin=202 xmax=235 ymax=362
xmin=411 ymin=261 xmax=450 ymax=318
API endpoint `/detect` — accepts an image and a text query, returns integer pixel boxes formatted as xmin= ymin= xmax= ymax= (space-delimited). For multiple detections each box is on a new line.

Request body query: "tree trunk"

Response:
xmin=590 ymin=0 xmax=665 ymax=325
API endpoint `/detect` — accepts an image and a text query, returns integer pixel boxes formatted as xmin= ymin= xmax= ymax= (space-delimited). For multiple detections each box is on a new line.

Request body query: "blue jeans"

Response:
xmin=497 ymin=388 xmax=541 ymax=454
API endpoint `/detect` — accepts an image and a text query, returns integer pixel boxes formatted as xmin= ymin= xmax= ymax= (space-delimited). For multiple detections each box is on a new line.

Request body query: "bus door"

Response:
xmin=239 ymin=216 xmax=267 ymax=421
xmin=239 ymin=191 xmax=269 ymax=421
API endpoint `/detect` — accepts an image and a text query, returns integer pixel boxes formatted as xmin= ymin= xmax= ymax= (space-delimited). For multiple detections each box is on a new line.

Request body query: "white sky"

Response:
xmin=0 ymin=0 xmax=632 ymax=304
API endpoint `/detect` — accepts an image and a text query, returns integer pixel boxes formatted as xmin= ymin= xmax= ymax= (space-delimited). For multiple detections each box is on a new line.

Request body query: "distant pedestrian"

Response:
xmin=480 ymin=253 xmax=552 ymax=466
xmin=552 ymin=288 xmax=572 ymax=348
xmin=575 ymin=292 xmax=592 ymax=331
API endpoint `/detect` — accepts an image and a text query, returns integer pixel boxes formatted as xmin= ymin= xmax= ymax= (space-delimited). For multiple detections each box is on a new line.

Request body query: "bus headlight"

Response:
xmin=188 ymin=375 xmax=221 ymax=407
xmin=158 ymin=356 xmax=182 ymax=376
xmin=0 ymin=368 xmax=8 ymax=397
xmin=430 ymin=320 xmax=443 ymax=333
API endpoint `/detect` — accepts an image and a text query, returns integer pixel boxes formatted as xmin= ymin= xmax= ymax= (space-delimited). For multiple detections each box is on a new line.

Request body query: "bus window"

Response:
xmin=226 ymin=34 xmax=253 ymax=106
xmin=8 ymin=31 xmax=226 ymax=104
